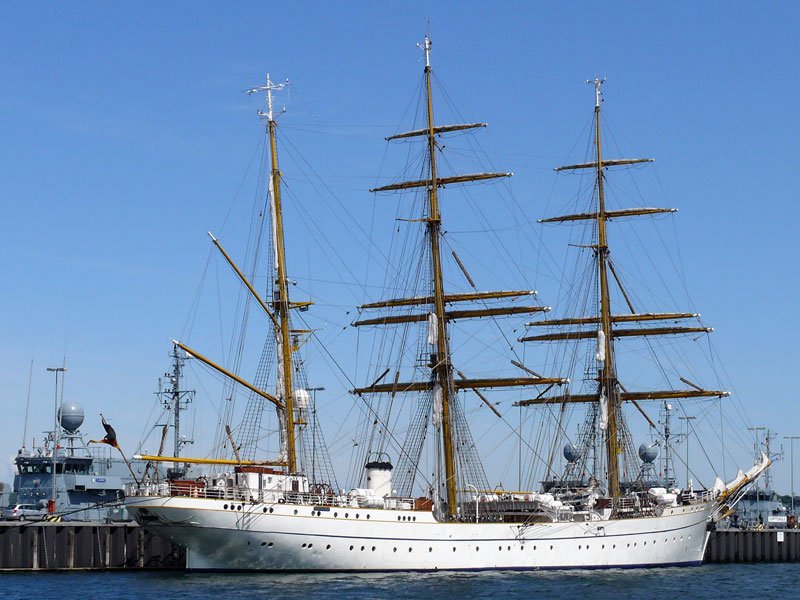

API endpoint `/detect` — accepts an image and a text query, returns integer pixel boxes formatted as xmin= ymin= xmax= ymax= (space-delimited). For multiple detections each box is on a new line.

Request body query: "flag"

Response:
xmin=89 ymin=415 xmax=120 ymax=449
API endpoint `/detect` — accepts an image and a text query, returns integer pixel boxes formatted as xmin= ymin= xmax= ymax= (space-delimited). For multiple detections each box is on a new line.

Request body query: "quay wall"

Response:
xmin=705 ymin=529 xmax=800 ymax=563
xmin=2 ymin=522 xmax=796 ymax=569
xmin=0 ymin=522 xmax=184 ymax=570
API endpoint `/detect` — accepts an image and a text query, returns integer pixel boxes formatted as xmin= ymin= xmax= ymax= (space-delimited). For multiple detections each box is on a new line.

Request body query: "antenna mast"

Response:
xmin=159 ymin=343 xmax=195 ymax=469
xmin=21 ymin=358 xmax=34 ymax=451
xmin=661 ymin=402 xmax=675 ymax=487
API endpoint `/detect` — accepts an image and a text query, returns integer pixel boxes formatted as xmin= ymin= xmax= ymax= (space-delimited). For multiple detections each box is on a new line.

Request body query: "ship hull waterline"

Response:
xmin=126 ymin=496 xmax=712 ymax=571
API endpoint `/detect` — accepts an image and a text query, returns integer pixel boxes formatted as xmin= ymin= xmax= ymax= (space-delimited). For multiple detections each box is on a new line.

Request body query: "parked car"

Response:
xmin=2 ymin=503 xmax=46 ymax=521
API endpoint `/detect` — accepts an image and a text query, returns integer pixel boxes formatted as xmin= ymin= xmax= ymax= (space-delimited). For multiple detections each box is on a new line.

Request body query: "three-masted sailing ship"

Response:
xmin=125 ymin=37 xmax=768 ymax=571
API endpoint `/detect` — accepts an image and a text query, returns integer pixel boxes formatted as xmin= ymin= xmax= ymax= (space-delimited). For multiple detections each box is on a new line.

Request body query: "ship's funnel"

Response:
xmin=365 ymin=459 xmax=393 ymax=497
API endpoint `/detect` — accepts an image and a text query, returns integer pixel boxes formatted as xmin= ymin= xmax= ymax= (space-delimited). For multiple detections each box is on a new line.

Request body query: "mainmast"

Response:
xmin=421 ymin=35 xmax=458 ymax=516
xmin=361 ymin=35 xmax=564 ymax=520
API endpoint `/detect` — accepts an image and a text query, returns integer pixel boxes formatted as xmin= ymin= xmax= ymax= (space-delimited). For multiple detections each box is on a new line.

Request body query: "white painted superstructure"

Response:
xmin=127 ymin=490 xmax=711 ymax=570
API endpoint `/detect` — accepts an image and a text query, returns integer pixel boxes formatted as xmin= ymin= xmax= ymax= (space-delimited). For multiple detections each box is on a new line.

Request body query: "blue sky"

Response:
xmin=1 ymin=2 xmax=798 ymax=493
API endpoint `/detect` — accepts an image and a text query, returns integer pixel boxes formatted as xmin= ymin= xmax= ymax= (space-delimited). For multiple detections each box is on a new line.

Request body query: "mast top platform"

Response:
xmin=587 ymin=77 xmax=606 ymax=108
xmin=245 ymin=74 xmax=291 ymax=122
xmin=418 ymin=35 xmax=432 ymax=68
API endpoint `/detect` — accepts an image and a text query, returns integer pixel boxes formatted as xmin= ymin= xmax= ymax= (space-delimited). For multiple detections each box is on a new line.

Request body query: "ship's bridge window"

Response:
xmin=21 ymin=464 xmax=51 ymax=474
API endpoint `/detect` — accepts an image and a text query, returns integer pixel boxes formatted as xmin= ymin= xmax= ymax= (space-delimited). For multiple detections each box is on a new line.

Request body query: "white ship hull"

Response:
xmin=127 ymin=495 xmax=712 ymax=571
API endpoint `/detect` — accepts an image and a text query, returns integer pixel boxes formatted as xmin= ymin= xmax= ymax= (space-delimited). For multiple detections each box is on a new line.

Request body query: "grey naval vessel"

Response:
xmin=10 ymin=347 xmax=194 ymax=522
xmin=12 ymin=403 xmax=150 ymax=521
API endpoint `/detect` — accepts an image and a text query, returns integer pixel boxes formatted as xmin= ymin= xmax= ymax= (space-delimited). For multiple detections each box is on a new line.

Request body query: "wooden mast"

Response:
xmin=517 ymin=81 xmax=729 ymax=500
xmin=269 ymin=85 xmax=298 ymax=474
xmin=421 ymin=36 xmax=458 ymax=518
xmin=152 ymin=79 xmax=307 ymax=472
xmin=364 ymin=36 xmax=564 ymax=519
xmin=590 ymin=77 xmax=622 ymax=499
xmin=250 ymin=75 xmax=299 ymax=473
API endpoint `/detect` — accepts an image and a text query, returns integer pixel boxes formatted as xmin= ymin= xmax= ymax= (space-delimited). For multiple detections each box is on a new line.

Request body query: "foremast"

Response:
xmin=591 ymin=78 xmax=621 ymax=498
xmin=516 ymin=79 xmax=729 ymax=504
xmin=361 ymin=36 xmax=564 ymax=519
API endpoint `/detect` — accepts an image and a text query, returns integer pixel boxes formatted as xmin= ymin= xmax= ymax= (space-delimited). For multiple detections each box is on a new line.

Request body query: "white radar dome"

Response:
xmin=563 ymin=443 xmax=580 ymax=463
xmin=638 ymin=443 xmax=659 ymax=464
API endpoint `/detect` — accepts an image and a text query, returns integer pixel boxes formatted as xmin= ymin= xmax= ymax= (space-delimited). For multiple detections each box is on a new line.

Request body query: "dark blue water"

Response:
xmin=2 ymin=565 xmax=797 ymax=599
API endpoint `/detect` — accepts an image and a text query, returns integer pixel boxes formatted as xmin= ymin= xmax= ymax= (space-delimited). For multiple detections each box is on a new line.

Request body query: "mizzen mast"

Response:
xmin=246 ymin=75 xmax=299 ymax=473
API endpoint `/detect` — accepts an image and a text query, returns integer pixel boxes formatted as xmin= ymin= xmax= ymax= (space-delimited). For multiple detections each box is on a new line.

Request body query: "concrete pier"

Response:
xmin=2 ymin=521 xmax=796 ymax=570
xmin=705 ymin=529 xmax=800 ymax=563
xmin=0 ymin=522 xmax=184 ymax=570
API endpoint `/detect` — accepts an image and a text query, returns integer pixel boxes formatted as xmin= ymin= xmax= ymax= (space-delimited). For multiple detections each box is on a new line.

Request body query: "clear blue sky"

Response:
xmin=1 ymin=2 xmax=798 ymax=492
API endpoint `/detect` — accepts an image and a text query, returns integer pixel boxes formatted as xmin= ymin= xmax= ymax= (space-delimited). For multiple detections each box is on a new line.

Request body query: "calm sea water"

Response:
xmin=2 ymin=564 xmax=797 ymax=599
xmin=4 ymin=564 xmax=799 ymax=599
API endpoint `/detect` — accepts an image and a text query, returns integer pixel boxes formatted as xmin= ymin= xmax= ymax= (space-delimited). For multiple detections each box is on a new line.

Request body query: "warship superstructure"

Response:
xmin=12 ymin=404 xmax=147 ymax=521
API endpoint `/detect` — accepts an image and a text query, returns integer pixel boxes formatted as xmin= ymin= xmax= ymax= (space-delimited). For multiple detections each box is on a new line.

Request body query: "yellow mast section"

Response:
xmin=246 ymin=75 xmax=299 ymax=473
xmin=267 ymin=86 xmax=299 ymax=474
xmin=135 ymin=454 xmax=287 ymax=467
xmin=519 ymin=83 xmax=728 ymax=500
xmin=421 ymin=36 xmax=459 ymax=519
xmin=590 ymin=78 xmax=622 ymax=499
xmin=365 ymin=37 xmax=553 ymax=519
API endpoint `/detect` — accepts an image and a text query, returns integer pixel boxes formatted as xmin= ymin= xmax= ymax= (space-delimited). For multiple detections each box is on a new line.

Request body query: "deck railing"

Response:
xmin=127 ymin=482 xmax=417 ymax=511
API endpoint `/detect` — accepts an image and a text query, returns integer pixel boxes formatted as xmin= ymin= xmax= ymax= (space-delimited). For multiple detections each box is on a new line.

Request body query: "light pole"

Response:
xmin=678 ymin=415 xmax=696 ymax=488
xmin=785 ymin=435 xmax=799 ymax=514
xmin=46 ymin=366 xmax=67 ymax=514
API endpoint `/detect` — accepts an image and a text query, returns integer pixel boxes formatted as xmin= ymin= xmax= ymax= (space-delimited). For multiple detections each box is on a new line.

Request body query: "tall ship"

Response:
xmin=126 ymin=37 xmax=768 ymax=570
